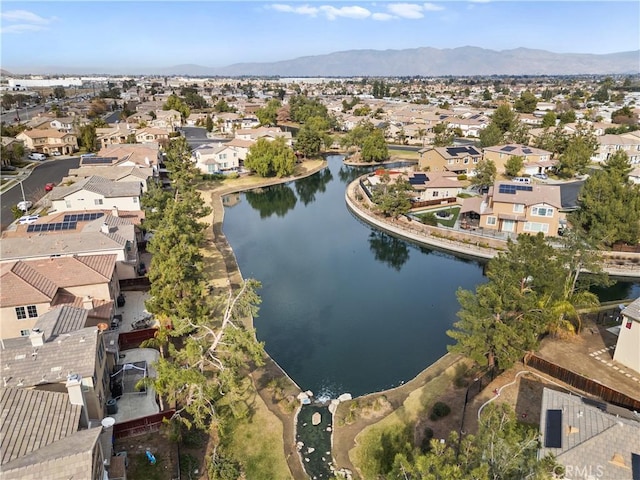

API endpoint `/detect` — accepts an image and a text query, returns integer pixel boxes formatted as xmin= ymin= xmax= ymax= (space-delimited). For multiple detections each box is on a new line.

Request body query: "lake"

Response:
xmin=222 ymin=155 xmax=639 ymax=398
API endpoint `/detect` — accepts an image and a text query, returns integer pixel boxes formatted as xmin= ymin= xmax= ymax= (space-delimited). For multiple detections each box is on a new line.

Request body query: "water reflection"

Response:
xmin=295 ymin=168 xmax=334 ymax=205
xmin=368 ymin=230 xmax=410 ymax=271
xmin=244 ymin=184 xmax=297 ymax=218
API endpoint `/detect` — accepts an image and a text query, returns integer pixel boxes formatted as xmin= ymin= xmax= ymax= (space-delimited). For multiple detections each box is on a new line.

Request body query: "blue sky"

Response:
xmin=1 ymin=1 xmax=639 ymax=73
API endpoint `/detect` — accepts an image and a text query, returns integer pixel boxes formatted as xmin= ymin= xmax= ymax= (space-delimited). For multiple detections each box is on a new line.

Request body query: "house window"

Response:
xmin=94 ymin=198 xmax=104 ymax=205
xmin=16 ymin=305 xmax=37 ymax=319
xmin=524 ymin=222 xmax=549 ymax=233
xmin=464 ymin=158 xmax=469 ymax=164
xmin=133 ymin=197 xmax=139 ymax=203
xmin=432 ymin=191 xmax=439 ymax=197
xmin=486 ymin=216 xmax=497 ymax=226
xmin=532 ymin=206 xmax=554 ymax=217
xmin=20 ymin=329 xmax=31 ymax=337
xmin=65 ymin=200 xmax=72 ymax=208
xmin=513 ymin=204 xmax=524 ymax=213
xmin=473 ymin=158 xmax=478 ymax=164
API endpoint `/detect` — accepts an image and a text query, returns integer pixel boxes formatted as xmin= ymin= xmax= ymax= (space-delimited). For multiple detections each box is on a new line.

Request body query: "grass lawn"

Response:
xmin=128 ymin=450 xmax=172 ymax=480
xmin=388 ymin=148 xmax=420 ymax=160
xmin=350 ymin=365 xmax=458 ymax=474
xmin=225 ymin=389 xmax=293 ymax=480
xmin=414 ymin=206 xmax=460 ymax=228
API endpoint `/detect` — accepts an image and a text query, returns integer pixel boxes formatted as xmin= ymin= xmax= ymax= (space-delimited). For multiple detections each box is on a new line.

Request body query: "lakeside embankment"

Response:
xmin=345 ymin=176 xmax=640 ymax=278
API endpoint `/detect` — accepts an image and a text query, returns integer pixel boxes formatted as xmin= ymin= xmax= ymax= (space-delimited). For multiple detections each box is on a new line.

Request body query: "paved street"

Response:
xmin=1 ymin=157 xmax=80 ymax=230
xmin=181 ymin=126 xmax=228 ymax=149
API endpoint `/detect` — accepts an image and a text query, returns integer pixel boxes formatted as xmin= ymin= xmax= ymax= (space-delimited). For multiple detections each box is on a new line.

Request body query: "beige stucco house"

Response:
xmin=49 ymin=175 xmax=142 ymax=213
xmin=16 ymin=128 xmax=78 ymax=155
xmin=476 ymin=181 xmax=562 ymax=237
xmin=418 ymin=145 xmax=483 ymax=175
xmin=483 ymin=144 xmax=554 ymax=176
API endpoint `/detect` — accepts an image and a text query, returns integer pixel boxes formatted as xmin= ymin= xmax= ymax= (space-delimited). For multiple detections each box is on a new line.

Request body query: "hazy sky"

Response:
xmin=2 ymin=1 xmax=639 ymax=73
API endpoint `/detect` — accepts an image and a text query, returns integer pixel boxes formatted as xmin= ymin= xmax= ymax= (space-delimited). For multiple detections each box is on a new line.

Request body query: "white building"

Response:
xmin=613 ymin=297 xmax=640 ymax=374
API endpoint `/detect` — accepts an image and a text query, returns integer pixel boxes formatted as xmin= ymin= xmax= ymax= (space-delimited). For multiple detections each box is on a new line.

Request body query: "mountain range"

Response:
xmin=7 ymin=47 xmax=640 ymax=76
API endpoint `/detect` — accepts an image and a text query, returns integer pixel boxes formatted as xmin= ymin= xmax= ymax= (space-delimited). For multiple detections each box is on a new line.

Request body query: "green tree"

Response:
xmin=448 ymin=235 xmax=560 ymax=369
xmin=514 ymin=90 xmax=538 ymax=113
xmin=244 ymin=137 xmax=295 ymax=177
xmin=53 ymin=86 xmax=66 ymax=99
xmin=361 ymin=129 xmax=389 ymax=162
xmin=471 ymin=159 xmax=497 ymax=188
xmin=432 ymin=123 xmax=456 ymax=147
xmin=504 ymin=155 xmax=524 ymax=177
xmin=78 ymin=124 xmax=97 ymax=152
xmin=611 ymin=105 xmax=637 ymax=125
xmin=479 ymin=123 xmax=504 ymax=148
xmin=205 ymin=115 xmax=214 ymax=133
xmin=558 ymin=109 xmax=576 ymax=124
xmin=556 ymin=125 xmax=597 ymax=177
xmin=294 ymin=124 xmax=323 ymax=158
xmin=541 ymin=111 xmax=557 ymax=128
xmin=570 ymin=151 xmax=640 ymax=246
xmin=491 ymin=104 xmax=519 ymax=134
xmin=255 ymin=99 xmax=281 ymax=126
xmin=164 ymin=94 xmax=191 ymax=119
xmin=371 ymin=173 xmax=412 ymax=218
xmin=482 ymin=89 xmax=492 ymax=101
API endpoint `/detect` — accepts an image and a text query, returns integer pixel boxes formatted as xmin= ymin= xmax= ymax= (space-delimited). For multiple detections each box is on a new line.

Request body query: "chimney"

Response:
xmin=112 ymin=206 xmax=119 ymax=217
xmin=29 ymin=328 xmax=45 ymax=347
xmin=83 ymin=295 xmax=94 ymax=310
xmin=66 ymin=373 xmax=89 ymax=428
xmin=100 ymin=222 xmax=110 ymax=234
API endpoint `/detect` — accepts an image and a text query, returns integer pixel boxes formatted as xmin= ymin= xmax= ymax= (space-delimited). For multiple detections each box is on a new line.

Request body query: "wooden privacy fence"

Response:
xmin=524 ymin=353 xmax=640 ymax=411
xmin=113 ymin=410 xmax=176 ymax=439
xmin=119 ymin=327 xmax=158 ymax=350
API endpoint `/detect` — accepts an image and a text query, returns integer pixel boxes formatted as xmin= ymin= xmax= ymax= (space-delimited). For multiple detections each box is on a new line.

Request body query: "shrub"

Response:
xmin=457 ymin=174 xmax=468 ymax=180
xmin=420 ymin=427 xmax=434 ymax=453
xmin=429 ymin=401 xmax=451 ymax=421
xmin=420 ymin=212 xmax=438 ymax=226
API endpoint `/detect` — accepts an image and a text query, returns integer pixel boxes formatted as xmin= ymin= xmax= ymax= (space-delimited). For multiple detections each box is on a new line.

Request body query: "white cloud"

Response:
xmin=0 ymin=9 xmax=56 ymax=34
xmin=423 ymin=3 xmax=445 ymax=11
xmin=387 ymin=3 xmax=424 ymax=19
xmin=319 ymin=5 xmax=372 ymax=20
xmin=372 ymin=12 xmax=395 ymax=21
xmin=468 ymin=0 xmax=491 ymax=3
xmin=270 ymin=4 xmax=319 ymax=16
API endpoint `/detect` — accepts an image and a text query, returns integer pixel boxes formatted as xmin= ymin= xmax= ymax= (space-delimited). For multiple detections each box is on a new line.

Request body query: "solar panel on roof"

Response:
xmin=501 ymin=145 xmax=516 ymax=152
xmin=498 ymin=184 xmax=517 ymax=194
xmin=544 ymin=409 xmax=562 ymax=448
xmin=26 ymin=225 xmax=36 ymax=233
xmin=522 ymin=148 xmax=532 ymax=154
xmin=414 ymin=173 xmax=428 ymax=179
xmin=632 ymin=453 xmax=640 ymax=480
xmin=63 ymin=212 xmax=104 ymax=222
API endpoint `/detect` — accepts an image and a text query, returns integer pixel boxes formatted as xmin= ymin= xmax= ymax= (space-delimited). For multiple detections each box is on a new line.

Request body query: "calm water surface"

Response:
xmin=222 ymin=155 xmax=639 ymax=398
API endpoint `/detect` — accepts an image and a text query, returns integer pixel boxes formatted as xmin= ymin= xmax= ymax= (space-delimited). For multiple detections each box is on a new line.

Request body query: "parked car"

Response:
xmin=16 ymin=200 xmax=33 ymax=211
xmin=533 ymin=173 xmax=548 ymax=180
xmin=1 ymin=165 xmax=17 ymax=171
xmin=28 ymin=152 xmax=46 ymax=161
xmin=50 ymin=151 xmax=61 ymax=156
xmin=45 ymin=182 xmax=55 ymax=191
xmin=18 ymin=214 xmax=39 ymax=224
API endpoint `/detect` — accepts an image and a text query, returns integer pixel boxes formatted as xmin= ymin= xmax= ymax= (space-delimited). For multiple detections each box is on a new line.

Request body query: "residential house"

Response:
xmin=192 ymin=143 xmax=241 ymax=174
xmin=0 ymin=387 xmax=107 ymax=480
xmin=214 ymin=112 xmax=241 ymax=134
xmin=407 ymin=171 xmax=463 ymax=203
xmin=592 ymin=134 xmax=640 ymax=165
xmin=66 ymin=165 xmax=154 ymax=192
xmin=96 ymin=123 xmax=135 ymax=149
xmin=49 ymin=175 xmax=142 ymax=213
xmin=50 ymin=116 xmax=86 ymax=133
xmin=135 ymin=127 xmax=170 ymax=144
xmin=235 ymin=126 xmax=293 ymax=146
xmin=445 ymin=116 xmax=488 ymax=138
xmin=483 ymin=144 xmax=555 ymax=176
xmin=1 ymin=212 xmax=143 ymax=280
xmin=0 ymin=254 xmax=118 ymax=339
xmin=186 ymin=112 xmax=209 ymax=126
xmin=1 ymin=325 xmax=113 ymax=421
xmin=16 ymin=128 xmax=78 ymax=155
xmin=1 ymin=136 xmax=24 ymax=167
xmin=98 ymin=142 xmax=160 ymax=169
xmin=474 ymin=181 xmax=562 ymax=237
xmin=418 ymin=145 xmax=483 ymax=175
xmin=538 ymin=387 xmax=640 ymax=480
xmin=613 ymin=297 xmax=640 ymax=374
xmin=151 ymin=109 xmax=181 ymax=132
